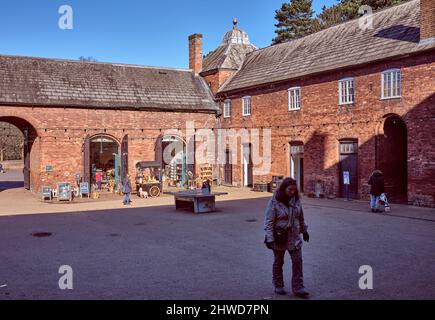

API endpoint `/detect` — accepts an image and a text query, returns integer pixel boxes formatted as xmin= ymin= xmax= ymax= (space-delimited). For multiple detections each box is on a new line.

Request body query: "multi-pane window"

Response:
xmin=290 ymin=145 xmax=304 ymax=155
xmin=340 ymin=141 xmax=358 ymax=154
xmin=339 ymin=78 xmax=355 ymax=105
xmin=223 ymin=100 xmax=231 ymax=118
xmin=382 ymin=69 xmax=401 ymax=99
xmin=242 ymin=96 xmax=251 ymax=116
xmin=288 ymin=87 xmax=301 ymax=111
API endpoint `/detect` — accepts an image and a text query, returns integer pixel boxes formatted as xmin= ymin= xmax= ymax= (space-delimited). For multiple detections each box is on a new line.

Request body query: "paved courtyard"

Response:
xmin=1 ymin=170 xmax=435 ymax=300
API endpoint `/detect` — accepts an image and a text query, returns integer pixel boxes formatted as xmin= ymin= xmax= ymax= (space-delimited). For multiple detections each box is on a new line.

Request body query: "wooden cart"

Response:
xmin=135 ymin=161 xmax=163 ymax=198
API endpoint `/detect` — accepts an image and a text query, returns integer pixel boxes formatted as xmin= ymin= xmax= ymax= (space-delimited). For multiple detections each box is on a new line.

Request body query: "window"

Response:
xmin=223 ymin=100 xmax=231 ymax=118
xmin=339 ymin=78 xmax=355 ymax=105
xmin=242 ymin=96 xmax=251 ymax=116
xmin=288 ymin=87 xmax=301 ymax=111
xmin=382 ymin=69 xmax=401 ymax=99
xmin=340 ymin=141 xmax=358 ymax=154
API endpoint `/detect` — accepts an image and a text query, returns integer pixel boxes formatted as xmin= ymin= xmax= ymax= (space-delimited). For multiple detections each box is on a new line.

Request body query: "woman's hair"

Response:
xmin=275 ymin=177 xmax=300 ymax=204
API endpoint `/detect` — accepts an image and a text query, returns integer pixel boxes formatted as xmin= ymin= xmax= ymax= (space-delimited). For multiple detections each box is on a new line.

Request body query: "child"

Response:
xmin=202 ymin=179 xmax=211 ymax=194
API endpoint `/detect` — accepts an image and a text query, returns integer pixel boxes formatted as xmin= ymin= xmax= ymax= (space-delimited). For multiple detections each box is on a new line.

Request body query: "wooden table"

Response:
xmin=169 ymin=190 xmax=228 ymax=214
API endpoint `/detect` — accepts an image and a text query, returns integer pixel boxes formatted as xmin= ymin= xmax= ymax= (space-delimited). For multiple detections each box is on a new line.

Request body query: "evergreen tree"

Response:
xmin=334 ymin=0 xmax=407 ymax=22
xmin=317 ymin=4 xmax=349 ymax=29
xmin=273 ymin=0 xmax=316 ymax=44
xmin=273 ymin=0 xmax=409 ymax=43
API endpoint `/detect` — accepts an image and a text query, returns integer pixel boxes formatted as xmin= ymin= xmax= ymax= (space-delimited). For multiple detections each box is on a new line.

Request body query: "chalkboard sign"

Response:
xmin=58 ymin=183 xmax=72 ymax=201
xmin=80 ymin=182 xmax=89 ymax=196
xmin=42 ymin=186 xmax=52 ymax=200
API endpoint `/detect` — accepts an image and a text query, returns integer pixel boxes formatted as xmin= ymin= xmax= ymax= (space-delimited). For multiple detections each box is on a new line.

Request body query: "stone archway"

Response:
xmin=87 ymin=134 xmax=121 ymax=190
xmin=161 ymin=134 xmax=188 ymax=187
xmin=378 ymin=115 xmax=408 ymax=203
xmin=0 ymin=116 xmax=39 ymax=191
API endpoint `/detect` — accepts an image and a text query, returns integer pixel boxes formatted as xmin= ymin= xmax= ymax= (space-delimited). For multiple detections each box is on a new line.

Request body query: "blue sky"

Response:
xmin=0 ymin=0 xmax=337 ymax=68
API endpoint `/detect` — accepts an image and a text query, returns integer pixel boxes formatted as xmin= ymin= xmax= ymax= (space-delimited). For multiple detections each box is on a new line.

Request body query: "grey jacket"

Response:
xmin=122 ymin=179 xmax=132 ymax=194
xmin=264 ymin=195 xmax=308 ymax=251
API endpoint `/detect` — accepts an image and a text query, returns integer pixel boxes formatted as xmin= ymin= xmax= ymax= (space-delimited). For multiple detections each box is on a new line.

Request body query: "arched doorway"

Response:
xmin=378 ymin=116 xmax=408 ymax=203
xmin=87 ymin=134 xmax=121 ymax=190
xmin=0 ymin=117 xmax=38 ymax=191
xmin=161 ymin=135 xmax=188 ymax=187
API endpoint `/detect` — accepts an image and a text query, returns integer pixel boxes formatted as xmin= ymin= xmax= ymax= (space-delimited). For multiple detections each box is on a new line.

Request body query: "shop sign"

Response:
xmin=80 ymin=182 xmax=89 ymax=196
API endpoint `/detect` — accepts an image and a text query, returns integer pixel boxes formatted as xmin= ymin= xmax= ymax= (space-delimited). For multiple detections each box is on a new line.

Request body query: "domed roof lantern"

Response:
xmin=222 ymin=19 xmax=251 ymax=45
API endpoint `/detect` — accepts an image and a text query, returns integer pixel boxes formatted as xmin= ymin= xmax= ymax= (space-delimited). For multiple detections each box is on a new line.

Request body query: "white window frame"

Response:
xmin=288 ymin=87 xmax=301 ymax=111
xmin=339 ymin=78 xmax=355 ymax=105
xmin=223 ymin=100 xmax=231 ymax=118
xmin=242 ymin=96 xmax=251 ymax=116
xmin=381 ymin=69 xmax=402 ymax=99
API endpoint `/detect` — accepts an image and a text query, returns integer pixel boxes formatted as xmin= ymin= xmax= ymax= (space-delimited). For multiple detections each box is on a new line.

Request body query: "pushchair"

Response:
xmin=380 ymin=193 xmax=391 ymax=212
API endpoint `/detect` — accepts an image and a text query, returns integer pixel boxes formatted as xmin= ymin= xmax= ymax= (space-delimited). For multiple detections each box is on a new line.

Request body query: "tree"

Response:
xmin=273 ymin=0 xmax=317 ymax=44
xmin=330 ymin=0 xmax=408 ymax=22
xmin=317 ymin=4 xmax=349 ymax=29
xmin=273 ymin=0 xmax=409 ymax=43
xmin=0 ymin=123 xmax=23 ymax=161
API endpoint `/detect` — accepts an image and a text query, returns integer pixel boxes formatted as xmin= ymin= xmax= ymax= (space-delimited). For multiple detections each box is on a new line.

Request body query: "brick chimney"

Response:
xmin=421 ymin=0 xmax=435 ymax=42
xmin=189 ymin=34 xmax=203 ymax=74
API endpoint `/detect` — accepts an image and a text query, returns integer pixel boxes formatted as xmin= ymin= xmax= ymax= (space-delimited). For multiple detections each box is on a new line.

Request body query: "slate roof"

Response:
xmin=202 ymin=43 xmax=257 ymax=73
xmin=202 ymin=25 xmax=257 ymax=73
xmin=0 ymin=55 xmax=218 ymax=113
xmin=220 ymin=0 xmax=435 ymax=93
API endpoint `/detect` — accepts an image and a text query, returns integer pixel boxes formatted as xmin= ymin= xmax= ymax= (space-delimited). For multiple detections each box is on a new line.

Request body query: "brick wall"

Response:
xmin=0 ymin=106 xmax=217 ymax=193
xmin=202 ymin=69 xmax=236 ymax=95
xmin=189 ymin=34 xmax=203 ymax=74
xmin=421 ymin=0 xmax=435 ymax=41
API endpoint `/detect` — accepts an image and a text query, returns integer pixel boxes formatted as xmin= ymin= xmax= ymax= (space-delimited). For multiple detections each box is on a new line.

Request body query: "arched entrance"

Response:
xmin=87 ymin=134 xmax=121 ymax=190
xmin=0 ymin=117 xmax=38 ymax=191
xmin=378 ymin=115 xmax=408 ymax=203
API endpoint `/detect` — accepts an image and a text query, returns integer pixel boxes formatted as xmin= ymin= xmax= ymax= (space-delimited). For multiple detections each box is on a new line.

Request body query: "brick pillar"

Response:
xmin=189 ymin=34 xmax=203 ymax=74
xmin=421 ymin=0 xmax=435 ymax=41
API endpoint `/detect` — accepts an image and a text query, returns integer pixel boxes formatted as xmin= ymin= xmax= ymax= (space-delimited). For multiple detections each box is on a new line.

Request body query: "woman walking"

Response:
xmin=368 ymin=170 xmax=385 ymax=213
xmin=122 ymin=174 xmax=132 ymax=205
xmin=264 ymin=178 xmax=310 ymax=298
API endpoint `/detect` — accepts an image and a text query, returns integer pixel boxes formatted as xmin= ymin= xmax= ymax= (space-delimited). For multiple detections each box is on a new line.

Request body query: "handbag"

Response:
xmin=274 ymin=226 xmax=288 ymax=245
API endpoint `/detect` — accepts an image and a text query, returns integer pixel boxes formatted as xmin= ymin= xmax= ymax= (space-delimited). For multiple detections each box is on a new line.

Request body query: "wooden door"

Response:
xmin=121 ymin=135 xmax=129 ymax=181
xmin=23 ymin=128 xmax=30 ymax=190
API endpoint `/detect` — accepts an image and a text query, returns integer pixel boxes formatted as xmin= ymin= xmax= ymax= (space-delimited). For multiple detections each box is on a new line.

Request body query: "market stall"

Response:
xmin=135 ymin=161 xmax=163 ymax=198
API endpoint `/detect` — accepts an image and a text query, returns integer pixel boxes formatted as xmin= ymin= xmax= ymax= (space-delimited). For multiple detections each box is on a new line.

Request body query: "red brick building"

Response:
xmin=0 ymin=58 xmax=219 ymax=193
xmin=1 ymin=0 xmax=434 ymax=207
xmin=202 ymin=0 xmax=434 ymax=206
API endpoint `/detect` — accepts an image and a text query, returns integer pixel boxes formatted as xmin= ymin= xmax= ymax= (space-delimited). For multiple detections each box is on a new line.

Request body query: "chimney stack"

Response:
xmin=189 ymin=34 xmax=203 ymax=74
xmin=421 ymin=0 xmax=435 ymax=43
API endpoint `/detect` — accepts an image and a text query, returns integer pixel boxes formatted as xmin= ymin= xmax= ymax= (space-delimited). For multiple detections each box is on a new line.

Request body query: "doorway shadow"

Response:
xmin=0 ymin=180 xmax=24 ymax=192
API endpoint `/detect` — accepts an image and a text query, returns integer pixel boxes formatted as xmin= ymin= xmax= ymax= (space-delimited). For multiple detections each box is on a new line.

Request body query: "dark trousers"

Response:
xmin=273 ymin=249 xmax=304 ymax=291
